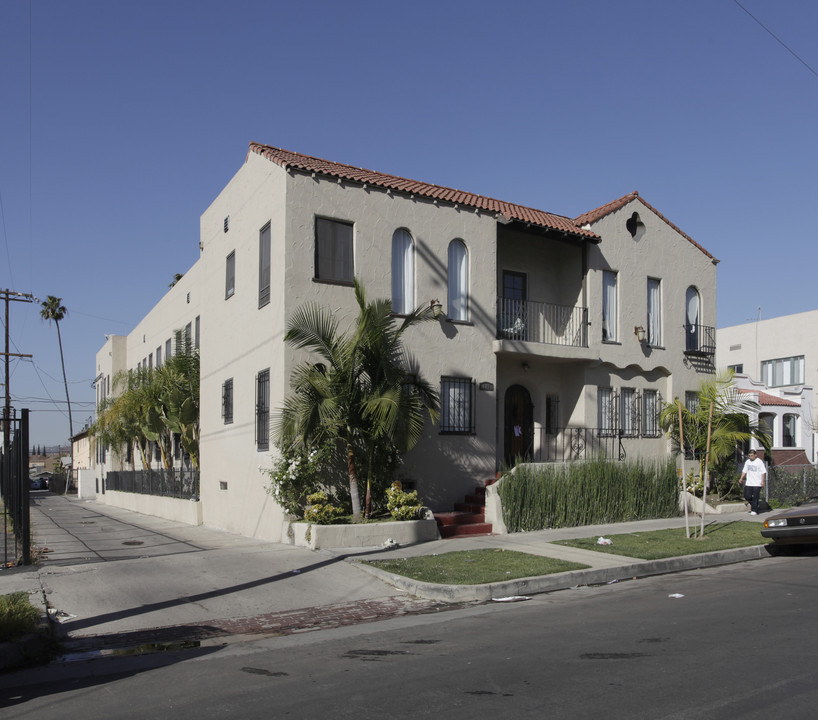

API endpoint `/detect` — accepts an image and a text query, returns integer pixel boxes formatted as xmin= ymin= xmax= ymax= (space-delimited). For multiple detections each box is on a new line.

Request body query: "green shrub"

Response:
xmin=0 ymin=592 xmax=40 ymax=642
xmin=304 ymin=491 xmax=345 ymax=525
xmin=265 ymin=442 xmax=346 ymax=517
xmin=498 ymin=457 xmax=678 ymax=533
xmin=386 ymin=482 xmax=422 ymax=521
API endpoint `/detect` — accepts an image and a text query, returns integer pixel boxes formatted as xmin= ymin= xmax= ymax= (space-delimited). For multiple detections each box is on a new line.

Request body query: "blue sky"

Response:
xmin=2 ymin=0 xmax=817 ymax=446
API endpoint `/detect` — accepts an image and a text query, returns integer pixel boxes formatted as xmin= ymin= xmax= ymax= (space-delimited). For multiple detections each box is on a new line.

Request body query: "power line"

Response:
xmin=733 ymin=0 xmax=818 ymax=80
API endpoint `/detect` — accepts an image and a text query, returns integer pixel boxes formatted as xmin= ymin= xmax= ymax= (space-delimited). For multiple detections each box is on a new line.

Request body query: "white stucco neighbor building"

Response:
xmin=92 ymin=142 xmax=719 ymax=541
xmin=717 ymin=310 xmax=818 ymax=465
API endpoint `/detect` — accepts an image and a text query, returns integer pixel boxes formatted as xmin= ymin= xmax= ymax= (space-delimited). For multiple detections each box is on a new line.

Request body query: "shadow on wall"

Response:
xmin=404 ymin=431 xmax=495 ymax=512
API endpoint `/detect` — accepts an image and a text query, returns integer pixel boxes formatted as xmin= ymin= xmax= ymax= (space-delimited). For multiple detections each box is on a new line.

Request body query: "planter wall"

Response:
xmin=289 ymin=518 xmax=439 ymax=550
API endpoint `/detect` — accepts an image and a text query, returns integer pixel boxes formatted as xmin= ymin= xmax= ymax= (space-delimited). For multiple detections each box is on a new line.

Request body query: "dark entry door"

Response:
xmin=504 ymin=384 xmax=533 ymax=466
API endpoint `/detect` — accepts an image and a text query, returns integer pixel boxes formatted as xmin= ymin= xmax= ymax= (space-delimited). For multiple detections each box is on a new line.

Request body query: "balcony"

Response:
xmin=683 ymin=323 xmax=716 ymax=357
xmin=497 ymin=298 xmax=588 ymax=348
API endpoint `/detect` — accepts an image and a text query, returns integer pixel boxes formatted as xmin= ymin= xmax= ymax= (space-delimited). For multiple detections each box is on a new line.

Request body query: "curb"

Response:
xmin=352 ymin=544 xmax=774 ymax=603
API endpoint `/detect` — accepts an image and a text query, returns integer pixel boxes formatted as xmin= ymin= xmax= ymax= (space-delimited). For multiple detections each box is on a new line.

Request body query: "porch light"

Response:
xmin=430 ymin=299 xmax=443 ymax=318
xmin=633 ymin=325 xmax=646 ymax=342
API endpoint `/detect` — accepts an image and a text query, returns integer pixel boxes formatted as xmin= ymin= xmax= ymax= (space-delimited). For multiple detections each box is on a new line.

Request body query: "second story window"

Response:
xmin=647 ymin=277 xmax=661 ymax=347
xmin=315 ymin=217 xmax=353 ymax=284
xmin=447 ymin=239 xmax=469 ymax=322
xmin=602 ymin=270 xmax=618 ymax=342
xmin=761 ymin=356 xmax=804 ymax=387
xmin=222 ymin=378 xmax=234 ymax=424
xmin=685 ymin=286 xmax=700 ymax=351
xmin=391 ymin=228 xmax=414 ymax=314
xmin=259 ymin=224 xmax=271 ymax=307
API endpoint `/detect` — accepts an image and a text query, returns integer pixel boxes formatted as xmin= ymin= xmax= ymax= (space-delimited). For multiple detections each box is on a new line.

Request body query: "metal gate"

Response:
xmin=1 ymin=408 xmax=30 ymax=568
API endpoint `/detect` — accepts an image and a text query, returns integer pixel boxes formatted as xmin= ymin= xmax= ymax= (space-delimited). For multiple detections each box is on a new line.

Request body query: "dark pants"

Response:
xmin=744 ymin=484 xmax=761 ymax=513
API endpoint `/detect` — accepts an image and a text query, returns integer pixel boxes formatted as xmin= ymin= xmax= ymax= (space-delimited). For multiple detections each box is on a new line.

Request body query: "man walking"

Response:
xmin=740 ymin=449 xmax=766 ymax=515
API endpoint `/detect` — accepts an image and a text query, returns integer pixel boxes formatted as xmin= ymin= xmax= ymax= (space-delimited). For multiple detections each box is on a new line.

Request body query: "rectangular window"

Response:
xmin=620 ymin=388 xmax=638 ymax=437
xmin=598 ymin=387 xmax=615 ymax=436
xmin=602 ymin=270 xmax=618 ymax=342
xmin=761 ymin=356 xmax=804 ymax=387
xmin=165 ymin=338 xmax=172 ymax=361
xmin=195 ymin=316 xmax=200 ymax=348
xmin=222 ymin=378 xmax=234 ymax=425
xmin=259 ymin=224 xmax=271 ymax=307
xmin=728 ymin=363 xmax=743 ymax=374
xmin=783 ymin=414 xmax=797 ymax=448
xmin=184 ymin=322 xmax=192 ymax=349
xmin=148 ymin=353 xmax=153 ymax=370
xmin=647 ymin=277 xmax=661 ymax=347
xmin=315 ymin=217 xmax=354 ymax=284
xmin=226 ymin=250 xmax=235 ymax=299
xmin=440 ymin=377 xmax=475 ymax=434
xmin=643 ymin=390 xmax=660 ymax=437
xmin=256 ymin=369 xmax=270 ymax=451
xmin=156 ymin=346 xmax=162 ymax=368
xmin=685 ymin=391 xmax=699 ymax=414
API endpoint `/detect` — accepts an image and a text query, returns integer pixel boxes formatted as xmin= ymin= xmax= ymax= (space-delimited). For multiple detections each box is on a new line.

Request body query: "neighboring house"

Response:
xmin=731 ymin=374 xmax=815 ymax=467
xmin=71 ymin=428 xmax=92 ymax=471
xmin=92 ymin=143 xmax=718 ymax=541
xmin=717 ymin=309 xmax=818 ymax=463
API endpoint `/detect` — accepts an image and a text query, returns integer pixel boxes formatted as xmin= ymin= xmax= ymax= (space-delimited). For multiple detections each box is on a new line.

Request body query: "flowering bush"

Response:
xmin=304 ymin=491 xmax=345 ymax=525
xmin=386 ymin=482 xmax=422 ymax=521
xmin=265 ymin=443 xmax=345 ymax=517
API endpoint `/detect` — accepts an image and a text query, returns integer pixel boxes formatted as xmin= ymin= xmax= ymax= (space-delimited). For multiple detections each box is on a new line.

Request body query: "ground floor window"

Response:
xmin=440 ymin=376 xmax=475 ymax=434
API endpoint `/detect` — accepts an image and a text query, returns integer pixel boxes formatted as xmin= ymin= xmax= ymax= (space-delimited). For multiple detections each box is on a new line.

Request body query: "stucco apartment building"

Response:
xmin=93 ymin=142 xmax=718 ymax=541
xmin=717 ymin=310 xmax=818 ymax=465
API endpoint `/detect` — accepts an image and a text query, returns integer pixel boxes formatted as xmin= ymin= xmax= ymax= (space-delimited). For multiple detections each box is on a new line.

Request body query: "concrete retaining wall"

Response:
xmin=100 ymin=490 xmax=203 ymax=526
xmin=289 ymin=519 xmax=439 ymax=550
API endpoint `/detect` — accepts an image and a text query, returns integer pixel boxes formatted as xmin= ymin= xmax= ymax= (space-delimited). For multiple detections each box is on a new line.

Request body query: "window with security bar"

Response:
xmin=256 ymin=369 xmax=270 ymax=451
xmin=642 ymin=390 xmax=662 ymax=437
xmin=440 ymin=376 xmax=475 ymax=434
xmin=222 ymin=378 xmax=234 ymax=425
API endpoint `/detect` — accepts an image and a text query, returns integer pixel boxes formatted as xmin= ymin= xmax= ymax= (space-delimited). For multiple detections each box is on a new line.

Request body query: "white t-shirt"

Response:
xmin=742 ymin=458 xmax=766 ymax=487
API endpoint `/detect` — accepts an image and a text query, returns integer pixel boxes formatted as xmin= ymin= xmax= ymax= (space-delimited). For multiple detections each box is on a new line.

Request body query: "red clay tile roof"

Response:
xmin=738 ymin=388 xmax=800 ymax=407
xmin=248 ymin=142 xmax=600 ymax=242
xmin=574 ymin=191 xmax=716 ymax=261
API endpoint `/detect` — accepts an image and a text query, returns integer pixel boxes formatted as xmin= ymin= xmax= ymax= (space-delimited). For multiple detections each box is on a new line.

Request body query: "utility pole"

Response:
xmin=1 ymin=290 xmax=34 ymax=452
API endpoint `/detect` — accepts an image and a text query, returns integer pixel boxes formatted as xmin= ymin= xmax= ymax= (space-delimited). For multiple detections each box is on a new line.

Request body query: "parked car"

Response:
xmin=30 ymin=478 xmax=46 ymax=490
xmin=761 ymin=498 xmax=818 ymax=544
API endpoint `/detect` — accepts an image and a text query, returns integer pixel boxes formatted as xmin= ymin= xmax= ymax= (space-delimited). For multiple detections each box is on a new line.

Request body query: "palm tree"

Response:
xmin=40 ymin=295 xmax=73 ymax=490
xmin=661 ymin=372 xmax=769 ymax=534
xmin=274 ymin=279 xmax=439 ymax=519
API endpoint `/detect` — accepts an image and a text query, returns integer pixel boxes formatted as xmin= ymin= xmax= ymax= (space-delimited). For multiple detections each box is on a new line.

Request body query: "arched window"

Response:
xmin=391 ymin=229 xmax=414 ymax=315
xmin=783 ymin=414 xmax=798 ymax=448
xmin=447 ymin=239 xmax=469 ymax=321
xmin=685 ymin=286 xmax=700 ymax=351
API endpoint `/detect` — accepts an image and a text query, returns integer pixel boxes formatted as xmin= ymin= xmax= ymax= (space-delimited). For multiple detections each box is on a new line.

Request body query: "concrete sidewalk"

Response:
xmin=0 ymin=492 xmax=772 ymax=669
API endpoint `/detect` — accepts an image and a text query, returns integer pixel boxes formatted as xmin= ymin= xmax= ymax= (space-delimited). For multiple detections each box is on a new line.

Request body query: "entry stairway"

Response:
xmin=433 ymin=482 xmax=494 ymax=539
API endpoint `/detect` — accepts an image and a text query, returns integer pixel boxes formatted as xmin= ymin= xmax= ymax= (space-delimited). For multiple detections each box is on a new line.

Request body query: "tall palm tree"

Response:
xmin=40 ymin=295 xmax=73 ymax=490
xmin=274 ymin=279 xmax=439 ymax=519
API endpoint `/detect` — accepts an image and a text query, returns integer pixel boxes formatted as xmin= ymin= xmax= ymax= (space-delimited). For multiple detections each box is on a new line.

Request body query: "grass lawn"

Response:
xmin=365 ymin=549 xmax=590 ymax=585
xmin=554 ymin=520 xmax=771 ymax=560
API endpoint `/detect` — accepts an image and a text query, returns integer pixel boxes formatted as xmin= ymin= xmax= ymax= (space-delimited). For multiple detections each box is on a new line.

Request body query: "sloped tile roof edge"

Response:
xmin=248 ymin=142 xmax=599 ymax=242
xmin=574 ymin=191 xmax=717 ymax=262
xmin=738 ymin=388 xmax=801 ymax=407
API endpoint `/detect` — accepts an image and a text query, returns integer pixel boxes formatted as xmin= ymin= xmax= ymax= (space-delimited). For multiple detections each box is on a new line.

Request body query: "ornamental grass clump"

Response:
xmin=498 ymin=457 xmax=678 ymax=533
xmin=0 ymin=592 xmax=41 ymax=642
xmin=386 ymin=482 xmax=422 ymax=521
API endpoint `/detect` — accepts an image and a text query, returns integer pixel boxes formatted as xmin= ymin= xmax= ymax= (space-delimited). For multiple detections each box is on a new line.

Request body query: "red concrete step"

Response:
xmin=439 ymin=522 xmax=494 ymax=539
xmin=434 ymin=511 xmax=484 ymax=527
xmin=454 ymin=502 xmax=485 ymax=514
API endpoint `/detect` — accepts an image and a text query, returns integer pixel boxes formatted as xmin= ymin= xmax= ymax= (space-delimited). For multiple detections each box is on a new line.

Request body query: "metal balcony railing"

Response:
xmin=684 ymin=323 xmax=716 ymax=356
xmin=498 ymin=298 xmax=588 ymax=347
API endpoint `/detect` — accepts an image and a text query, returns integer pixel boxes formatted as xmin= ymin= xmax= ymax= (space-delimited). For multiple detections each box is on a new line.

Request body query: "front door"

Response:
xmin=504 ymin=384 xmax=534 ymax=466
